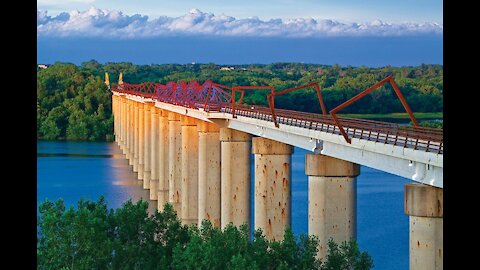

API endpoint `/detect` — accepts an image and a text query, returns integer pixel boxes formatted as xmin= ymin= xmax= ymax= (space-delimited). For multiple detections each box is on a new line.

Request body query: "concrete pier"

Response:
xmin=133 ymin=102 xmax=139 ymax=172
xmin=127 ymin=100 xmax=133 ymax=163
xmin=158 ymin=109 xmax=169 ymax=210
xmin=124 ymin=99 xmax=128 ymax=150
xmin=180 ymin=116 xmax=199 ymax=225
xmin=143 ymin=103 xmax=152 ymax=189
xmin=137 ymin=103 xmax=145 ymax=180
xmin=305 ymin=154 xmax=359 ymax=260
xmin=120 ymin=96 xmax=125 ymax=154
xmin=220 ymin=128 xmax=252 ymax=229
xmin=253 ymin=137 xmax=293 ymax=241
xmin=113 ymin=96 xmax=118 ymax=142
xmin=198 ymin=122 xmax=221 ymax=227
xmin=150 ymin=106 xmax=159 ymax=201
xmin=404 ymin=183 xmax=443 ymax=270
xmin=168 ymin=112 xmax=182 ymax=214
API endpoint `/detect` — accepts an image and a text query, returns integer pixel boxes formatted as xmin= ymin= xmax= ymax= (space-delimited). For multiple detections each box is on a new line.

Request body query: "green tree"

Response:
xmin=38 ymin=197 xmax=374 ymax=270
xmin=320 ymin=239 xmax=374 ymax=270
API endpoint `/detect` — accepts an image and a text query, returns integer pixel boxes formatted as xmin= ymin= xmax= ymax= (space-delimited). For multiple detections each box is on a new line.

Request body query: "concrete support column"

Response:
xmin=122 ymin=98 xmax=127 ymax=153
xmin=158 ymin=109 xmax=170 ymax=210
xmin=198 ymin=122 xmax=221 ymax=227
xmin=125 ymin=100 xmax=130 ymax=158
xmin=125 ymin=99 xmax=129 ymax=160
xmin=128 ymin=100 xmax=134 ymax=164
xmin=305 ymin=154 xmax=359 ymax=260
xmin=220 ymin=128 xmax=252 ymax=229
xmin=113 ymin=95 xmax=117 ymax=142
xmin=137 ymin=103 xmax=145 ymax=180
xmin=133 ymin=102 xmax=139 ymax=171
xmin=143 ymin=103 xmax=152 ymax=188
xmin=127 ymin=100 xmax=134 ymax=165
xmin=150 ymin=106 xmax=159 ymax=201
xmin=115 ymin=96 xmax=119 ymax=143
xmin=404 ymin=183 xmax=443 ymax=270
xmin=168 ymin=112 xmax=182 ymax=214
xmin=252 ymin=137 xmax=293 ymax=241
xmin=118 ymin=96 xmax=123 ymax=150
xmin=180 ymin=116 xmax=199 ymax=225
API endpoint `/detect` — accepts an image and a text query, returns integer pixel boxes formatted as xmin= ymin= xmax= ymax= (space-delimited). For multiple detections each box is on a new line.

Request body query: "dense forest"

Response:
xmin=37 ymin=197 xmax=373 ymax=269
xmin=37 ymin=61 xmax=443 ymax=141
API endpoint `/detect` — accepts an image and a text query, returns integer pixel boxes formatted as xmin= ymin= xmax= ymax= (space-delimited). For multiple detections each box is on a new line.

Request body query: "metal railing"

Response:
xmin=111 ymin=77 xmax=443 ymax=155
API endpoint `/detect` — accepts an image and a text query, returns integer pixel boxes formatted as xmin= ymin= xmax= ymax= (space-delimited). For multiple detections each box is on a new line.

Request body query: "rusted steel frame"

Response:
xmin=137 ymin=83 xmax=144 ymax=97
xmin=203 ymin=86 xmax=212 ymax=111
xmin=329 ymin=76 xmax=392 ymax=143
xmin=223 ymin=101 xmax=441 ymax=146
xmin=388 ymin=77 xmax=419 ymax=127
xmin=211 ymin=84 xmax=233 ymax=103
xmin=266 ymin=82 xmax=326 ymax=128
xmin=235 ymin=86 xmax=273 ymax=106
xmin=184 ymin=81 xmax=197 ymax=108
xmin=267 ymin=95 xmax=278 ymax=127
xmin=174 ymin=82 xmax=186 ymax=105
xmin=329 ymin=75 xmax=421 ymax=144
xmin=155 ymin=84 xmax=165 ymax=101
xmin=187 ymin=81 xmax=202 ymax=108
xmin=212 ymin=82 xmax=233 ymax=91
xmin=231 ymin=88 xmax=237 ymax=118
xmin=163 ymin=82 xmax=176 ymax=103
xmin=138 ymin=82 xmax=156 ymax=98
xmin=231 ymin=86 xmax=272 ymax=118
xmin=177 ymin=81 xmax=187 ymax=106
xmin=217 ymin=97 xmax=438 ymax=146
xmin=140 ymin=83 xmax=147 ymax=97
xmin=270 ymin=82 xmax=327 ymax=113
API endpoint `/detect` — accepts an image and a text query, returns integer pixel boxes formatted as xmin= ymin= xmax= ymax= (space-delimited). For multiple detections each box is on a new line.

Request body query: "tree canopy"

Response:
xmin=37 ymin=197 xmax=373 ymax=270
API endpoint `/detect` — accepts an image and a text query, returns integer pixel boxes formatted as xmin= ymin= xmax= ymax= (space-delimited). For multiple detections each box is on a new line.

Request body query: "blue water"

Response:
xmin=37 ymin=141 xmax=410 ymax=269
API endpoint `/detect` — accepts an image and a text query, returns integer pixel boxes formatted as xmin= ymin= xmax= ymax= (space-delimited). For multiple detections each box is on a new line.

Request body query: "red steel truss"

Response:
xmin=111 ymin=76 xmax=443 ymax=154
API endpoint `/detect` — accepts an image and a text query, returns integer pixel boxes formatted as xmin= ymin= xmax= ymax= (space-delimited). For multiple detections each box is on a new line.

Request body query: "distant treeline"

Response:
xmin=37 ymin=61 xmax=442 ymax=141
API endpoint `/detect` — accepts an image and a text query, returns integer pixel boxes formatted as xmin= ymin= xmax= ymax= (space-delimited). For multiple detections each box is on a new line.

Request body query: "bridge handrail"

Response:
xmin=111 ymin=78 xmax=443 ymax=154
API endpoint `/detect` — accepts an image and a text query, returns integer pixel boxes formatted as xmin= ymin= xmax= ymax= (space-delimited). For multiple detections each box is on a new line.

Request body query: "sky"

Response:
xmin=37 ymin=0 xmax=443 ymax=66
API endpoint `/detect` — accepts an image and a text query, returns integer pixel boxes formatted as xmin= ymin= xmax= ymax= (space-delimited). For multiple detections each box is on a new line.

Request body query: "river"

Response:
xmin=37 ymin=140 xmax=410 ymax=269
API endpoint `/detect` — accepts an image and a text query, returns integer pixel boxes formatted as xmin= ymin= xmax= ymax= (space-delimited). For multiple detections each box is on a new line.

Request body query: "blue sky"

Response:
xmin=37 ymin=0 xmax=443 ymax=66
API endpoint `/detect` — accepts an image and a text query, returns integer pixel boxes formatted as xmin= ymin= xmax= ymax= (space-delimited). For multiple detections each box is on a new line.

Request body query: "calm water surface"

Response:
xmin=37 ymin=141 xmax=410 ymax=270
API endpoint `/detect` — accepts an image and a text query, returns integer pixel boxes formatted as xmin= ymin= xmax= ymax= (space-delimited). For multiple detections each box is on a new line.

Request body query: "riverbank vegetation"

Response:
xmin=37 ymin=61 xmax=442 ymax=141
xmin=37 ymin=197 xmax=373 ymax=270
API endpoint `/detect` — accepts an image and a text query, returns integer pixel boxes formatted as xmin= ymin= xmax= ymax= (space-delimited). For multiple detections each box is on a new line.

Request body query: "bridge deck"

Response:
xmin=112 ymin=79 xmax=443 ymax=188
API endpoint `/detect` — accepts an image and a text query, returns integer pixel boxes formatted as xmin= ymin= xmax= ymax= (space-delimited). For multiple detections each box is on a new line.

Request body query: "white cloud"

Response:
xmin=37 ymin=7 xmax=443 ymax=38
xmin=38 ymin=0 xmax=96 ymax=4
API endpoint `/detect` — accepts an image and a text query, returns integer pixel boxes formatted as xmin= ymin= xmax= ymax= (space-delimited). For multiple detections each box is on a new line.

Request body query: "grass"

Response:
xmin=338 ymin=112 xmax=443 ymax=119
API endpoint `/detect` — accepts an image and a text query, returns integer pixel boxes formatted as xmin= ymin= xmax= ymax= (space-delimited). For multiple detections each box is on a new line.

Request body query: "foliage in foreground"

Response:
xmin=37 ymin=197 xmax=373 ymax=270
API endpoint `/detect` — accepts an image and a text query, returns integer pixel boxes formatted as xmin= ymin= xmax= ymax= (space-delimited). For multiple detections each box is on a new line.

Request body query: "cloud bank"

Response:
xmin=37 ymin=7 xmax=443 ymax=38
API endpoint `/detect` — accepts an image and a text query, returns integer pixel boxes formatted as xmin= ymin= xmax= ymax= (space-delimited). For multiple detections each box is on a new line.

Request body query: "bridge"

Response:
xmin=109 ymin=73 xmax=443 ymax=269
